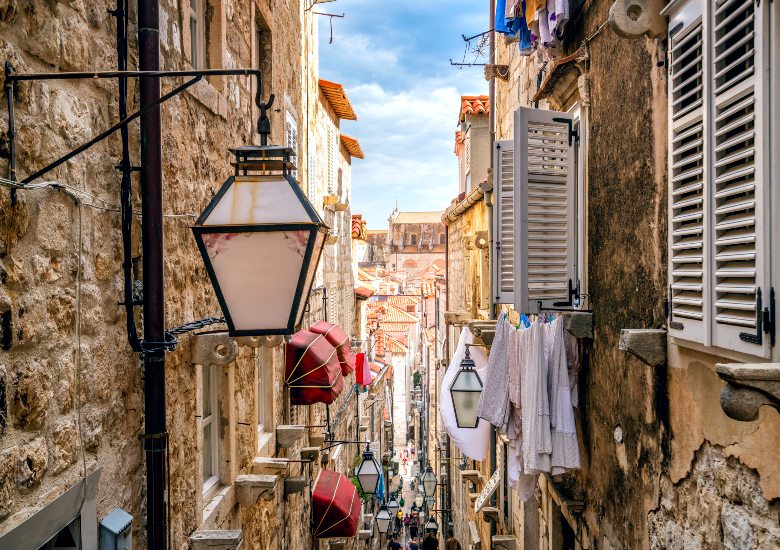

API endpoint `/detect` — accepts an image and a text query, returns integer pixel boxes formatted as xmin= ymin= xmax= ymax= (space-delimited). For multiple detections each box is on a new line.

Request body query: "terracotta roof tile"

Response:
xmin=420 ymin=282 xmax=435 ymax=298
xmin=319 ymin=79 xmax=358 ymax=121
xmin=459 ymin=95 xmax=490 ymax=122
xmin=340 ymin=134 xmax=365 ymax=159
xmin=351 ymin=215 xmax=367 ymax=240
xmin=387 ymin=296 xmax=421 ymax=306
xmin=380 ymin=304 xmax=418 ymax=323
xmin=354 ymin=285 xmax=374 ymax=299
xmin=455 ymin=130 xmax=465 ymax=155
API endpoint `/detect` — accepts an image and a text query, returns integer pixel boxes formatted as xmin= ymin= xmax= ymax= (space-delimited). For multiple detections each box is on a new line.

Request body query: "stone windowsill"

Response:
xmin=184 ymin=77 xmax=228 ymax=120
xmin=201 ymin=484 xmax=236 ymax=529
xmin=257 ymin=430 xmax=274 ymax=457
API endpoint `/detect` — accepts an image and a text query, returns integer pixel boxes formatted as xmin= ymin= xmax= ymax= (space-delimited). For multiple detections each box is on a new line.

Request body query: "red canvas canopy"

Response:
xmin=310 ymin=321 xmax=355 ymax=375
xmin=285 ymin=330 xmax=344 ymax=405
xmin=312 ymin=470 xmax=361 ymax=538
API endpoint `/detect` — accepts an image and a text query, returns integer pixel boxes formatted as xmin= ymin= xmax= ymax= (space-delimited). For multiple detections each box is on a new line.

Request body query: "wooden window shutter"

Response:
xmin=493 ymin=140 xmax=515 ymax=304
xmin=513 ymin=107 xmax=577 ymax=314
xmin=710 ymin=0 xmax=771 ymax=356
xmin=668 ymin=8 xmax=707 ymax=343
xmin=327 ymin=125 xmax=336 ymax=194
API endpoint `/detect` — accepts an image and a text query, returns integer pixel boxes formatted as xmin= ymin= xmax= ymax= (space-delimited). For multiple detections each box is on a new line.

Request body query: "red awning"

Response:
xmin=285 ymin=330 xmax=344 ymax=405
xmin=309 ymin=321 xmax=355 ymax=375
xmin=312 ymin=470 xmax=361 ymax=538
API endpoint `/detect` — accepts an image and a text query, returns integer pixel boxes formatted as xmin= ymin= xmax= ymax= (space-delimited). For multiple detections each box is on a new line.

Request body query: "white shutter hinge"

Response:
xmin=739 ymin=288 xmax=776 ymax=347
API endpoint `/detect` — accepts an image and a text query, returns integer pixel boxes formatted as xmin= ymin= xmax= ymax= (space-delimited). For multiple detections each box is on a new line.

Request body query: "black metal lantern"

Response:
xmin=375 ymin=506 xmax=392 ymax=535
xmin=387 ymin=495 xmax=400 ymax=515
xmin=421 ymin=464 xmax=437 ymax=497
xmin=193 ymin=100 xmax=327 ymax=336
xmin=449 ymin=345 xmax=484 ymax=428
xmin=424 ymin=518 xmax=438 ymax=533
xmin=355 ymin=443 xmax=381 ymax=496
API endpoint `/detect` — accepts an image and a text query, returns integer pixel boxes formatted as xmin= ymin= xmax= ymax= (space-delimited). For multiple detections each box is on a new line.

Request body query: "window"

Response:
xmin=256 ymin=349 xmax=274 ymax=451
xmin=493 ymin=107 xmax=579 ymax=313
xmin=327 ymin=124 xmax=336 ymax=194
xmin=410 ymin=234 xmax=418 ymax=245
xmin=202 ymin=364 xmax=219 ymax=494
xmin=285 ymin=111 xmax=299 ymax=179
xmin=189 ymin=0 xmax=205 ymax=69
xmin=665 ymin=0 xmax=772 ymax=357
xmin=439 ymin=234 xmax=446 ymax=245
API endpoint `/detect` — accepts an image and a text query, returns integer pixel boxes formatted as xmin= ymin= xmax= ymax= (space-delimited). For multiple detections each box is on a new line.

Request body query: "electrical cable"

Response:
xmin=73 ymin=195 xmax=89 ymax=524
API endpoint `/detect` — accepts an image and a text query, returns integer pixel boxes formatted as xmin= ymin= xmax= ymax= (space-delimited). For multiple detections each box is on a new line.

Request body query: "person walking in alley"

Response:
xmin=445 ymin=534 xmax=462 ymax=550
xmin=421 ymin=531 xmax=438 ymax=550
xmin=407 ymin=538 xmax=419 ymax=550
xmin=387 ymin=534 xmax=402 ymax=550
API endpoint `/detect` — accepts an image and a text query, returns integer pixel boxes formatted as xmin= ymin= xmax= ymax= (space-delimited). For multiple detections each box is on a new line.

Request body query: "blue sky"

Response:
xmin=316 ymin=0 xmax=489 ymax=229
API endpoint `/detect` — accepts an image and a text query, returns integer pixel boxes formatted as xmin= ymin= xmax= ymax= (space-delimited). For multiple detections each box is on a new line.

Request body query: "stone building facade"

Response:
xmin=437 ymin=0 xmax=780 ymax=549
xmin=0 ymin=2 xmax=383 ymax=549
xmin=386 ymin=210 xmax=446 ymax=292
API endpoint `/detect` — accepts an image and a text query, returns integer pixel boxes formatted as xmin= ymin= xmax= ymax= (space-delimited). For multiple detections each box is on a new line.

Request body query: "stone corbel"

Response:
xmin=189 ymin=530 xmax=243 ymax=550
xmin=358 ymin=529 xmax=372 ymax=540
xmin=474 ymin=231 xmax=489 ymax=250
xmin=715 ymin=363 xmax=780 ymax=421
xmin=608 ymin=0 xmax=666 ymax=39
xmin=237 ymin=335 xmax=283 ymax=348
xmin=468 ymin=320 xmax=497 ymax=347
xmin=492 ymin=535 xmax=517 ymax=549
xmin=329 ymin=540 xmax=347 ymax=550
xmin=300 ymin=447 xmax=320 ymax=462
xmin=445 ymin=311 xmax=471 ymax=327
xmin=619 ymin=329 xmax=667 ymax=367
xmin=191 ymin=332 xmax=238 ymax=367
xmin=563 ymin=312 xmax=593 ymax=339
xmin=235 ymin=474 xmax=278 ymax=506
xmin=284 ymin=476 xmax=308 ymax=495
xmin=481 ymin=506 xmax=499 ymax=522
xmin=309 ymin=432 xmax=326 ymax=447
xmin=252 ymin=457 xmax=289 ymax=476
xmin=460 ymin=470 xmax=481 ymax=484
xmin=484 ymin=64 xmax=510 ymax=82
xmin=276 ymin=425 xmax=305 ymax=448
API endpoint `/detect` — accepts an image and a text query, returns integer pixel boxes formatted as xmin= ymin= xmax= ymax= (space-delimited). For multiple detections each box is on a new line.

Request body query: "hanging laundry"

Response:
xmin=548 ymin=0 xmax=570 ymax=38
xmin=547 ymin=318 xmax=580 ymax=474
xmin=439 ymin=327 xmax=490 ymax=460
xmin=476 ymin=313 xmax=511 ymax=432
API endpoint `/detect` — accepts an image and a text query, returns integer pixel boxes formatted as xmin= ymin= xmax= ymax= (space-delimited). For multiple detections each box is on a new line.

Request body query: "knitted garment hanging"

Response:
xmin=476 ymin=313 xmax=511 ymax=432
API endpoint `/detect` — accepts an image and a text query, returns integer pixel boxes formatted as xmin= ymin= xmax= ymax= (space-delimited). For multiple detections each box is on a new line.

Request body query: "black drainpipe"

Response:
xmin=138 ymin=1 xmax=167 ymax=548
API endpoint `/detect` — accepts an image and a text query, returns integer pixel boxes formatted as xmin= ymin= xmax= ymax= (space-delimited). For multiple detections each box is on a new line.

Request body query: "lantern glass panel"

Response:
xmin=198 ymin=230 xmax=311 ymax=331
xmin=356 ymin=455 xmax=381 ymax=495
xmin=202 ymin=176 xmax=312 ymax=225
xmin=415 ymin=495 xmax=424 ymax=508
xmin=376 ymin=508 xmax=391 ymax=534
xmin=450 ymin=368 xmax=483 ymax=428
xmin=387 ymin=498 xmax=399 ymax=515
xmin=422 ymin=469 xmax=436 ymax=497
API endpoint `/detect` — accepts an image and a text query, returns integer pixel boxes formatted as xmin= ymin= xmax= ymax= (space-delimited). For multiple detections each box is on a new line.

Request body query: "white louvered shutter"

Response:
xmin=667 ymin=6 xmax=707 ymax=343
xmin=710 ymin=0 xmax=770 ymax=356
xmin=493 ymin=140 xmax=515 ymax=304
xmin=513 ymin=108 xmax=577 ymax=314
xmin=327 ymin=125 xmax=336 ymax=194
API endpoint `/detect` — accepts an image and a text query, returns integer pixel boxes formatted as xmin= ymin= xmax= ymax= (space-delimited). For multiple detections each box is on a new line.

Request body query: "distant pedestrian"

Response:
xmin=408 ymin=538 xmax=419 ymax=550
xmin=388 ymin=534 xmax=402 ymax=550
xmin=421 ymin=532 xmax=438 ymax=550
xmin=445 ymin=535 xmax=462 ymax=550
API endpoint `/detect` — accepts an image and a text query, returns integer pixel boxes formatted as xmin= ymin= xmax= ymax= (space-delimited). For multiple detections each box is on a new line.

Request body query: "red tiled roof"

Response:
xmin=355 ymin=285 xmax=374 ymax=299
xmin=340 ymin=134 xmax=365 ymax=159
xmin=455 ymin=130 xmax=465 ymax=155
xmin=319 ymin=79 xmax=358 ymax=121
xmin=352 ymin=215 xmax=367 ymax=240
xmin=358 ymin=269 xmax=378 ymax=282
xmin=420 ymin=281 xmax=435 ymax=298
xmin=459 ymin=95 xmax=489 ymax=122
xmin=387 ymin=295 xmax=421 ymax=306
xmin=381 ymin=304 xmax=418 ymax=323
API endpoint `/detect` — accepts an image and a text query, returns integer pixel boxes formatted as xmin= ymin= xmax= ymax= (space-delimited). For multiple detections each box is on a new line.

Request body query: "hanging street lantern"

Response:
xmin=425 ymin=496 xmax=434 ymax=509
xmin=422 ymin=464 xmax=437 ymax=498
xmin=449 ymin=345 xmax=484 ymax=428
xmin=425 ymin=518 xmax=438 ymax=533
xmin=355 ymin=443 xmax=381 ymax=496
xmin=375 ymin=506 xmax=392 ymax=535
xmin=415 ymin=494 xmax=424 ymax=508
xmin=387 ymin=495 xmax=400 ymax=516
xmin=193 ymin=95 xmax=328 ymax=336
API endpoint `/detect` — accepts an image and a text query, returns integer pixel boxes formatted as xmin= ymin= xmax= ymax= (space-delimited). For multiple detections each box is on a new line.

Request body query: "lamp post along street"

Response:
xmin=355 ymin=443 xmax=381 ymax=495
xmin=450 ymin=345 xmax=484 ymax=428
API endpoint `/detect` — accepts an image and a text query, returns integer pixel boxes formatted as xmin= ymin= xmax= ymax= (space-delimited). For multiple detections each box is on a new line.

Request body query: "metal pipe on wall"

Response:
xmin=488 ymin=0 xmax=497 ymax=324
xmin=138 ymin=1 xmax=167 ymax=547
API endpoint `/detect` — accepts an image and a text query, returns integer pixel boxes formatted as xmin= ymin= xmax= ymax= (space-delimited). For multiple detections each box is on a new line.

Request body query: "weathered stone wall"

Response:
xmin=0 ymin=1 xmax=367 ymax=548
xmin=488 ymin=0 xmax=780 ymax=548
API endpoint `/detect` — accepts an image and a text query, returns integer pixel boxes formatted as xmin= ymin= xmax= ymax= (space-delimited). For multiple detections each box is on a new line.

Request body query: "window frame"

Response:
xmin=188 ymin=0 xmax=206 ymax=70
xmin=201 ymin=363 xmax=219 ymax=496
xmin=256 ymin=348 xmax=275 ymax=452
